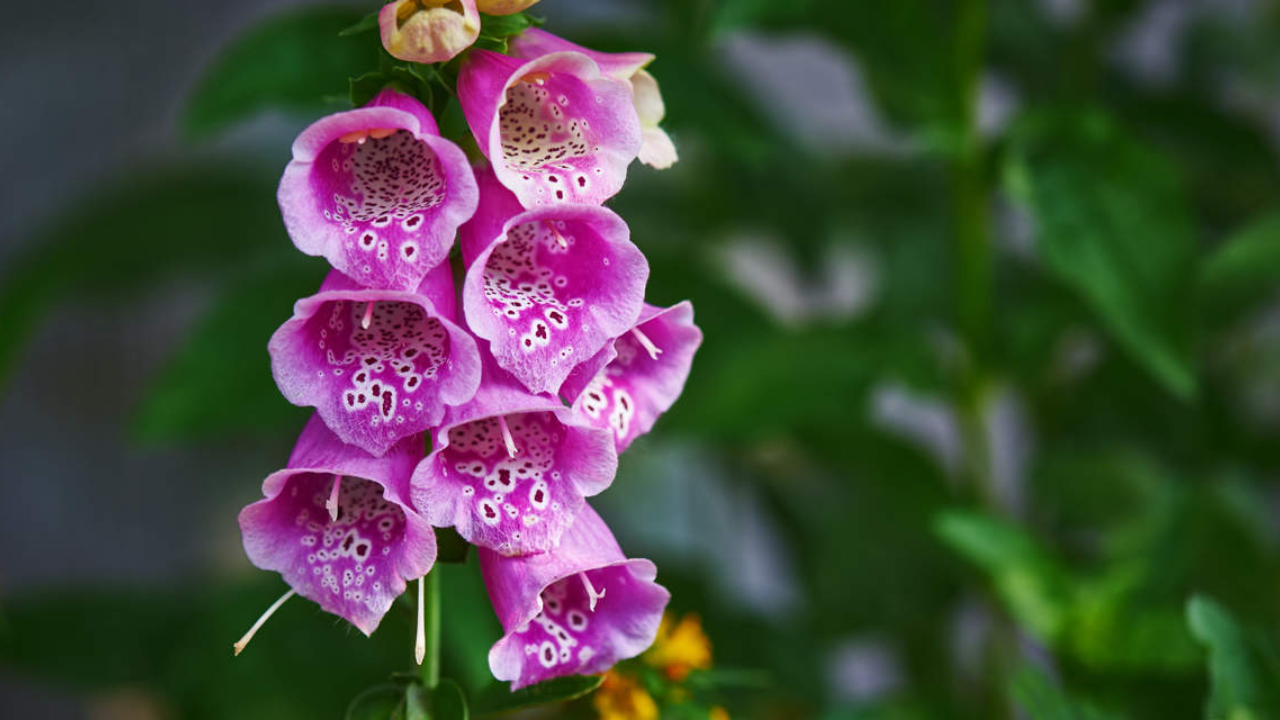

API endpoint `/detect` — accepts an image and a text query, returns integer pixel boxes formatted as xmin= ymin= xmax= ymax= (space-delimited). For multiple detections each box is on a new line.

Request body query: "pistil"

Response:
xmin=544 ymin=221 xmax=569 ymax=249
xmin=414 ymin=576 xmax=426 ymax=665
xmin=325 ymin=474 xmax=342 ymax=522
xmin=630 ymin=327 xmax=662 ymax=360
xmin=233 ymin=589 xmax=296 ymax=656
xmin=579 ymin=572 xmax=606 ymax=612
xmin=497 ymin=415 xmax=519 ymax=458
xmin=361 ymin=302 xmax=376 ymax=330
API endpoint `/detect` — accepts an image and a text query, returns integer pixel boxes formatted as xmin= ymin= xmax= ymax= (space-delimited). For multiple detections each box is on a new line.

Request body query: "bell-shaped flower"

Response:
xmin=457 ymin=47 xmax=642 ymax=208
xmin=279 ymin=87 xmax=478 ymax=291
xmin=509 ymin=28 xmax=677 ymax=169
xmin=475 ymin=0 xmax=541 ymax=14
xmin=410 ymin=351 xmax=617 ymax=556
xmin=560 ymin=302 xmax=702 ymax=453
xmin=269 ymin=264 xmax=481 ymax=457
xmin=459 ymin=166 xmax=648 ymax=395
xmin=379 ymin=0 xmax=481 ymax=64
xmin=238 ymin=415 xmax=436 ymax=637
xmin=480 ymin=503 xmax=670 ymax=689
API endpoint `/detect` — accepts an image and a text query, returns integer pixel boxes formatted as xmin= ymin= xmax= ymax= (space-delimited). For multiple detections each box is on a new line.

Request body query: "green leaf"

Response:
xmin=340 ymin=11 xmax=380 ymax=37
xmin=470 ymin=674 xmax=603 ymax=715
xmin=1187 ymin=595 xmax=1280 ymax=720
xmin=1005 ymin=112 xmax=1199 ymax=400
xmin=348 ymin=685 xmax=406 ymax=720
xmin=477 ymin=12 xmax=535 ymax=41
xmin=132 ymin=253 xmax=321 ymax=442
xmin=1201 ymin=211 xmax=1280 ymax=329
xmin=1009 ymin=665 xmax=1125 ymax=720
xmin=183 ymin=6 xmax=375 ymax=138
xmin=431 ymin=679 xmax=469 ymax=720
xmin=934 ymin=510 xmax=1071 ymax=641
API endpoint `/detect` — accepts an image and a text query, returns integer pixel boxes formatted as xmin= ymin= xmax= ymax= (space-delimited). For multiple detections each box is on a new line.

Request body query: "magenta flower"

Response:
xmin=509 ymin=28 xmax=677 ymax=169
xmin=269 ymin=264 xmax=481 ymax=457
xmin=410 ymin=352 xmax=617 ymax=556
xmin=459 ymin=165 xmax=648 ymax=395
xmin=480 ymin=503 xmax=669 ymax=689
xmin=561 ymin=302 xmax=702 ymax=454
xmin=238 ymin=415 xmax=436 ymax=637
xmin=457 ymin=48 xmax=642 ymax=208
xmin=279 ymin=87 xmax=478 ymax=291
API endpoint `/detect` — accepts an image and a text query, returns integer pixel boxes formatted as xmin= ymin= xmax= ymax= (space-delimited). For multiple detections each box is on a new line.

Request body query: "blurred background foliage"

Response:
xmin=4 ymin=0 xmax=1280 ymax=718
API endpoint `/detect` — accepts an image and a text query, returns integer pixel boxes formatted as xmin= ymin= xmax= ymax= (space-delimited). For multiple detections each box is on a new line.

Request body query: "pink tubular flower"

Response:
xmin=561 ymin=302 xmax=702 ymax=454
xmin=278 ymin=87 xmax=478 ymax=292
xmin=459 ymin=166 xmax=648 ymax=396
xmin=239 ymin=415 xmax=436 ymax=636
xmin=480 ymin=503 xmax=670 ymax=690
xmin=410 ymin=352 xmax=617 ymax=556
xmin=458 ymin=48 xmax=642 ymax=207
xmin=379 ymin=0 xmax=481 ymax=64
xmin=269 ymin=264 xmax=481 ymax=457
xmin=510 ymin=28 xmax=677 ymax=169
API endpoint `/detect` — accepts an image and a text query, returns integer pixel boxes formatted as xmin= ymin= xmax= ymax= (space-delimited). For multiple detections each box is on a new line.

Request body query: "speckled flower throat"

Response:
xmin=237 ymin=8 xmax=700 ymax=710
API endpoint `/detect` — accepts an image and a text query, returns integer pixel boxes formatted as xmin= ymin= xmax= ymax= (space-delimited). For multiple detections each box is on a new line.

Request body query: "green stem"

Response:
xmin=420 ymin=569 xmax=442 ymax=689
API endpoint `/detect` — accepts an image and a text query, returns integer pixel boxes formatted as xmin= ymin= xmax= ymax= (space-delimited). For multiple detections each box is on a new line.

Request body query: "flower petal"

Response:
xmin=410 ymin=353 xmax=617 ymax=556
xmin=480 ymin=504 xmax=669 ymax=689
xmin=279 ymin=88 xmax=478 ymax=291
xmin=562 ymin=302 xmax=702 ymax=453
xmin=269 ymin=266 xmax=481 ymax=457
xmin=379 ymin=0 xmax=481 ymax=64
xmin=458 ymin=49 xmax=641 ymax=207
xmin=461 ymin=186 xmax=648 ymax=395
xmin=239 ymin=415 xmax=436 ymax=635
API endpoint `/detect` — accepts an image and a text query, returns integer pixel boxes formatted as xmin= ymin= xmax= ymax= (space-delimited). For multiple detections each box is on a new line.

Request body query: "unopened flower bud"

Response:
xmin=379 ymin=0 xmax=480 ymax=64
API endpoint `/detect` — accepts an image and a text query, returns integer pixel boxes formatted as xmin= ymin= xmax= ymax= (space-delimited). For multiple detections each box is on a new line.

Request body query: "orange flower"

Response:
xmin=593 ymin=670 xmax=658 ymax=720
xmin=643 ymin=613 xmax=713 ymax=681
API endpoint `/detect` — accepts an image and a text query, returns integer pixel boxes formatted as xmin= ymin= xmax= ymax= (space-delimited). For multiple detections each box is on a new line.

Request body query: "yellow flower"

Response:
xmin=643 ymin=613 xmax=713 ymax=681
xmin=593 ymin=670 xmax=658 ymax=720
xmin=475 ymin=0 xmax=541 ymax=14
xmin=710 ymin=707 xmax=731 ymax=720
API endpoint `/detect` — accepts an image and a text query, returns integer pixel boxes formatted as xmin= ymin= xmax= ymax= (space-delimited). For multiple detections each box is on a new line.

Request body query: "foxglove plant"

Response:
xmin=233 ymin=3 xmax=702 ymax=710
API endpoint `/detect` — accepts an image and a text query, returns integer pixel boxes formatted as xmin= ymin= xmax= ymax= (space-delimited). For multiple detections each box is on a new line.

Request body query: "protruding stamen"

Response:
xmin=325 ymin=474 xmax=342 ymax=522
xmin=579 ymin=572 xmax=606 ymax=612
xmin=414 ymin=576 xmax=426 ymax=665
xmin=544 ymin=221 xmax=569 ymax=249
xmin=631 ymin=327 xmax=663 ymax=361
xmin=233 ymin=589 xmax=296 ymax=656
xmin=361 ymin=302 xmax=375 ymax=330
xmin=368 ymin=127 xmax=396 ymax=140
xmin=497 ymin=415 xmax=519 ymax=458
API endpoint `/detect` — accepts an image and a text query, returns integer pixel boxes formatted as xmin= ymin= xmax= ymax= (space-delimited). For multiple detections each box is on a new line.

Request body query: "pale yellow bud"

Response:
xmin=379 ymin=0 xmax=481 ymax=64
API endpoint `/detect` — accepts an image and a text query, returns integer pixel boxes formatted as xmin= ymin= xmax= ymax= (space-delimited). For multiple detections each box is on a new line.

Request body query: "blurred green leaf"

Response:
xmin=0 ymin=165 xmax=281 ymax=392
xmin=132 ymin=254 xmax=320 ymax=441
xmin=1005 ymin=112 xmax=1200 ymax=400
xmin=1187 ymin=596 xmax=1280 ymax=720
xmin=340 ymin=11 xmax=380 ymax=37
xmin=935 ymin=510 xmax=1071 ymax=641
xmin=183 ymin=6 xmax=373 ymax=138
xmin=348 ymin=685 xmax=406 ymax=720
xmin=1201 ymin=212 xmax=1280 ymax=329
xmin=470 ymin=674 xmax=602 ymax=715
xmin=1010 ymin=665 xmax=1125 ymax=720
xmin=405 ymin=683 xmax=430 ymax=720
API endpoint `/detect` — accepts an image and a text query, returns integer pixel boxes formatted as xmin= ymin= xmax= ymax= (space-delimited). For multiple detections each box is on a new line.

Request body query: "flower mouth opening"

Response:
xmin=498 ymin=75 xmax=595 ymax=185
xmin=481 ymin=219 xmax=587 ymax=358
xmin=307 ymin=299 xmax=451 ymax=425
xmin=397 ymin=0 xmax=466 ymax=26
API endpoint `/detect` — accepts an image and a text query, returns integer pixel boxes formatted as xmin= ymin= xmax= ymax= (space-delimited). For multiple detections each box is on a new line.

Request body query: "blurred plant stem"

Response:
xmin=421 ymin=569 xmax=442 ymax=689
xmin=951 ymin=0 xmax=1016 ymax=717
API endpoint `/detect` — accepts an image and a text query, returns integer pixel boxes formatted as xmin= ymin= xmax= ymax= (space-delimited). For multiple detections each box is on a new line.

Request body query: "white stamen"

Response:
xmin=579 ymin=572 xmax=606 ymax=612
xmin=414 ymin=577 xmax=426 ymax=665
xmin=497 ymin=415 xmax=518 ymax=458
xmin=325 ymin=474 xmax=342 ymax=522
xmin=630 ymin=327 xmax=662 ymax=361
xmin=361 ymin=302 xmax=375 ymax=330
xmin=233 ymin=589 xmax=296 ymax=656
xmin=545 ymin=221 xmax=569 ymax=249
